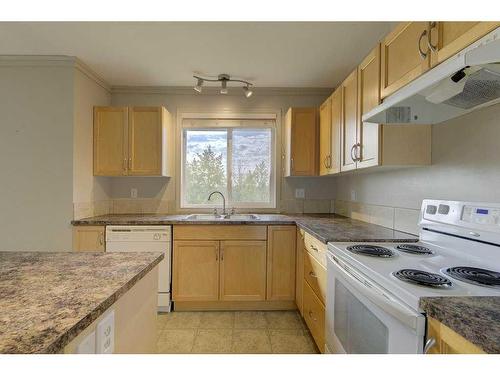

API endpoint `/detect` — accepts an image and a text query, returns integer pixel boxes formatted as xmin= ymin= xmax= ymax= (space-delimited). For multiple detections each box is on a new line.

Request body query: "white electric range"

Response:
xmin=325 ymin=199 xmax=500 ymax=354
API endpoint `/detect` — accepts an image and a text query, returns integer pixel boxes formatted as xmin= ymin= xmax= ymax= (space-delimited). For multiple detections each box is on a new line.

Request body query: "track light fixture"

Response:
xmin=193 ymin=73 xmax=254 ymax=97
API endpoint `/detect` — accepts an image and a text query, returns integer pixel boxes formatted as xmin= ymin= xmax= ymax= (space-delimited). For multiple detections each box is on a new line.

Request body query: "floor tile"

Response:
xmin=199 ymin=311 xmax=235 ymax=329
xmin=232 ymin=329 xmax=272 ymax=354
xmin=269 ymin=330 xmax=318 ymax=354
xmin=265 ymin=311 xmax=303 ymax=330
xmin=163 ymin=312 xmax=202 ymax=329
xmin=157 ymin=329 xmax=196 ymax=353
xmin=234 ymin=311 xmax=267 ymax=329
xmin=157 ymin=313 xmax=169 ymax=330
xmin=192 ymin=329 xmax=233 ymax=353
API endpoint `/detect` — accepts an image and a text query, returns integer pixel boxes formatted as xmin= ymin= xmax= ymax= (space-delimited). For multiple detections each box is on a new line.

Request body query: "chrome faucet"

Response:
xmin=208 ymin=191 xmax=227 ymax=217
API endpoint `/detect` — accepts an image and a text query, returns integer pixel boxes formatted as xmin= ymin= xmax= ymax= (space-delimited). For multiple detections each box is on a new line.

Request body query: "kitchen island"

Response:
xmin=0 ymin=251 xmax=163 ymax=354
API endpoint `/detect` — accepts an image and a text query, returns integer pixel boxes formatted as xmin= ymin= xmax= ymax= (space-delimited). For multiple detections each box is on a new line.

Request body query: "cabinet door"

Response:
xmin=219 ymin=241 xmax=267 ymax=301
xmin=340 ymin=69 xmax=358 ymax=172
xmin=330 ymin=88 xmax=342 ymax=174
xmin=381 ymin=22 xmax=430 ymax=98
xmin=290 ymin=108 xmax=318 ymax=176
xmin=93 ymin=107 xmax=128 ymax=176
xmin=430 ymin=22 xmax=499 ymax=66
xmin=303 ymin=251 xmax=326 ymax=305
xmin=357 ymin=44 xmax=381 ymax=169
xmin=72 ymin=226 xmax=105 ymax=252
xmin=128 ymin=107 xmax=163 ymax=176
xmin=319 ymin=97 xmax=332 ymax=176
xmin=295 ymin=229 xmax=305 ymax=316
xmin=267 ymin=226 xmax=296 ymax=301
xmin=303 ymin=279 xmax=325 ymax=353
xmin=172 ymin=240 xmax=219 ymax=301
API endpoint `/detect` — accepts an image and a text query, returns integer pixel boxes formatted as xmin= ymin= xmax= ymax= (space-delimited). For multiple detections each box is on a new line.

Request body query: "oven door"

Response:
xmin=326 ymin=252 xmax=426 ymax=354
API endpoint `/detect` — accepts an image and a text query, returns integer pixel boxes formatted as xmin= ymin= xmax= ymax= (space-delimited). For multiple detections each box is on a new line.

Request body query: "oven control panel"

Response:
xmin=462 ymin=206 xmax=500 ymax=226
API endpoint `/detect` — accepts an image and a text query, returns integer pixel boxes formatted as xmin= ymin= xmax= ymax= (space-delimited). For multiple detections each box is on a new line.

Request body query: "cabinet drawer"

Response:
xmin=303 ymin=232 xmax=327 ymax=267
xmin=173 ymin=225 xmax=267 ymax=241
xmin=303 ymin=279 xmax=325 ymax=353
xmin=303 ymin=251 xmax=326 ymax=305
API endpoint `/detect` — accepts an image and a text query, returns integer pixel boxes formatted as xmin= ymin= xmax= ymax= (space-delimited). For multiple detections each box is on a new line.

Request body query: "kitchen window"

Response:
xmin=181 ymin=116 xmax=276 ymax=209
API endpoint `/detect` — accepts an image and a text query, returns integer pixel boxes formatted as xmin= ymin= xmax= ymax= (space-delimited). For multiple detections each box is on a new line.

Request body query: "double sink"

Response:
xmin=184 ymin=214 xmax=260 ymax=221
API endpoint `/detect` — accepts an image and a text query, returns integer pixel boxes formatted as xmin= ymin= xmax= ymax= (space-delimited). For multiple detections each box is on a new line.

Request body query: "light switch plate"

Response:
xmin=295 ymin=188 xmax=305 ymax=199
xmin=96 ymin=310 xmax=115 ymax=354
xmin=76 ymin=330 xmax=96 ymax=354
xmin=131 ymin=188 xmax=138 ymax=198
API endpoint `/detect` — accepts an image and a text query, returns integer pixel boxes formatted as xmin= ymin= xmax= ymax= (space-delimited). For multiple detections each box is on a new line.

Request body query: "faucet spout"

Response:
xmin=207 ymin=191 xmax=227 ymax=217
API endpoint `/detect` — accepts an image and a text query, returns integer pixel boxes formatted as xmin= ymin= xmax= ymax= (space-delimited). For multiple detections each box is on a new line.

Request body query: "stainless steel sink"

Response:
xmin=184 ymin=214 xmax=260 ymax=221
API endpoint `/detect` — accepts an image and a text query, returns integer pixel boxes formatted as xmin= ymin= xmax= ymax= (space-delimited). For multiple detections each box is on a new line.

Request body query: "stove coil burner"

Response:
xmin=393 ymin=269 xmax=452 ymax=288
xmin=346 ymin=245 xmax=394 ymax=258
xmin=444 ymin=267 xmax=500 ymax=288
xmin=395 ymin=244 xmax=434 ymax=255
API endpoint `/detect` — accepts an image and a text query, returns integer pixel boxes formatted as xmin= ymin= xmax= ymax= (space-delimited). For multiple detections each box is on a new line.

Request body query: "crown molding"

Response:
xmin=111 ymin=85 xmax=333 ymax=97
xmin=74 ymin=58 xmax=111 ymax=92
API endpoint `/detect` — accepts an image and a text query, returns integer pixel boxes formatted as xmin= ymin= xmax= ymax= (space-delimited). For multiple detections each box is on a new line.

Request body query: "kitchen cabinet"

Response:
xmin=267 ymin=226 xmax=296 ymax=301
xmin=429 ymin=22 xmax=500 ymax=66
xmin=94 ymin=106 xmax=171 ymax=176
xmin=426 ymin=317 xmax=485 ymax=354
xmin=303 ymin=278 xmax=325 ymax=353
xmin=284 ymin=107 xmax=318 ymax=176
xmin=172 ymin=240 xmax=220 ymax=301
xmin=319 ymin=98 xmax=332 ymax=176
xmin=72 ymin=226 xmax=105 ymax=252
xmin=381 ymin=22 xmax=431 ymax=99
xmin=303 ymin=251 xmax=326 ymax=305
xmin=340 ymin=69 xmax=358 ymax=172
xmin=295 ymin=229 xmax=305 ymax=316
xmin=219 ymin=241 xmax=267 ymax=301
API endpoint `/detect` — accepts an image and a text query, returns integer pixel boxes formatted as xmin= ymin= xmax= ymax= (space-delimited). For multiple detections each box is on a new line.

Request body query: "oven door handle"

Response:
xmin=327 ymin=252 xmax=425 ymax=333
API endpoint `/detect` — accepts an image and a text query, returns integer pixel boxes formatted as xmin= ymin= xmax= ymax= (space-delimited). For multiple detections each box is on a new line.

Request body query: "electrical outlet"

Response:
xmin=350 ymin=189 xmax=356 ymax=202
xmin=96 ymin=310 xmax=115 ymax=354
xmin=295 ymin=188 xmax=305 ymax=199
xmin=131 ymin=188 xmax=138 ymax=199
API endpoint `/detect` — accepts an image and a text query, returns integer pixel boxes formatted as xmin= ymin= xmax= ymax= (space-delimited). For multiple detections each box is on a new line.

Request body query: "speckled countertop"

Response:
xmin=72 ymin=213 xmax=417 ymax=243
xmin=420 ymin=296 xmax=500 ymax=353
xmin=0 ymin=251 xmax=163 ymax=354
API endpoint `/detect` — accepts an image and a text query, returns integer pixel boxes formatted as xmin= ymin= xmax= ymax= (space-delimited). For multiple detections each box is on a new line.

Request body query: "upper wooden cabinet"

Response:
xmin=94 ymin=106 xmax=171 ymax=176
xmin=267 ymin=226 xmax=296 ymax=301
xmin=381 ymin=22 xmax=431 ymax=99
xmin=284 ymin=108 xmax=318 ymax=176
xmin=429 ymin=22 xmax=500 ymax=66
xmin=340 ymin=69 xmax=359 ymax=172
xmin=318 ymin=99 xmax=332 ymax=176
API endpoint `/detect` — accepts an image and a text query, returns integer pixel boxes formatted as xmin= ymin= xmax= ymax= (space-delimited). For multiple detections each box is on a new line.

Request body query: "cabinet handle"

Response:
xmin=99 ymin=232 xmax=104 ymax=246
xmin=355 ymin=143 xmax=362 ymax=162
xmin=308 ymin=310 xmax=318 ymax=322
xmin=350 ymin=144 xmax=357 ymax=162
xmin=427 ymin=22 xmax=438 ymax=52
xmin=418 ymin=29 xmax=428 ymax=60
xmin=123 ymin=158 xmax=127 ymax=174
xmin=308 ymin=271 xmax=318 ymax=278
xmin=215 ymin=249 xmax=218 ymax=261
xmin=424 ymin=337 xmax=436 ymax=354
xmin=221 ymin=248 xmax=224 ymax=261
xmin=310 ymin=244 xmax=319 ymax=252
xmin=128 ymin=158 xmax=132 ymax=170
xmin=291 ymin=157 xmax=294 ymax=172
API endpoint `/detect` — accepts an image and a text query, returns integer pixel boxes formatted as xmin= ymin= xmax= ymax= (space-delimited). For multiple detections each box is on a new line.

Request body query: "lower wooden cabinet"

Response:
xmin=426 ymin=317 xmax=485 ymax=354
xmin=267 ymin=226 xmax=296 ymax=301
xmin=295 ymin=229 xmax=305 ymax=316
xmin=303 ymin=279 xmax=326 ymax=353
xmin=220 ymin=241 xmax=267 ymax=301
xmin=72 ymin=226 xmax=105 ymax=252
xmin=303 ymin=251 xmax=327 ymax=305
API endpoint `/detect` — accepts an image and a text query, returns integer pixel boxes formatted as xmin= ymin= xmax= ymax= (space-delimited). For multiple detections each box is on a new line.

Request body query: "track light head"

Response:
xmin=243 ymin=85 xmax=253 ymax=98
xmin=194 ymin=78 xmax=203 ymax=93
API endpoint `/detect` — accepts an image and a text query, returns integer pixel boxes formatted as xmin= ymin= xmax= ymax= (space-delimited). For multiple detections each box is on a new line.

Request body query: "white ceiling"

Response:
xmin=0 ymin=22 xmax=394 ymax=88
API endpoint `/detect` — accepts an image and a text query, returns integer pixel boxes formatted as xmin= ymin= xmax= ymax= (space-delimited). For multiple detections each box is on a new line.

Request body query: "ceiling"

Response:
xmin=0 ymin=22 xmax=394 ymax=88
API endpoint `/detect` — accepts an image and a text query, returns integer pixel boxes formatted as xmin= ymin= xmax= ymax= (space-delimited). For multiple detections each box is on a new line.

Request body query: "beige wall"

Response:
xmin=73 ymin=69 xmax=112 ymax=219
xmin=110 ymin=89 xmax=337 ymax=213
xmin=333 ymin=103 xmax=500 ymax=234
xmin=0 ymin=62 xmax=74 ymax=250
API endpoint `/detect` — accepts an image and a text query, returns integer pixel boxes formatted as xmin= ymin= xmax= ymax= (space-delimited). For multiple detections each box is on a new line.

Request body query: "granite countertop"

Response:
xmin=0 ymin=251 xmax=163 ymax=354
xmin=72 ymin=213 xmax=417 ymax=243
xmin=420 ymin=296 xmax=500 ymax=353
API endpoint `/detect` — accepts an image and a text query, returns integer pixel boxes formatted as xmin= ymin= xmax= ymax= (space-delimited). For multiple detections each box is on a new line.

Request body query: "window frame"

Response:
xmin=180 ymin=114 xmax=277 ymax=210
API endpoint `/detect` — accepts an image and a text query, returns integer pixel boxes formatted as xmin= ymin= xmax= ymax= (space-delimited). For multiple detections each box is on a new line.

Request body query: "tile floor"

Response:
xmin=156 ymin=310 xmax=319 ymax=354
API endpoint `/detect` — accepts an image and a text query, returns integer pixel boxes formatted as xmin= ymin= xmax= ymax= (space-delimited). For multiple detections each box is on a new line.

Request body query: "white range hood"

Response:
xmin=364 ymin=27 xmax=500 ymax=125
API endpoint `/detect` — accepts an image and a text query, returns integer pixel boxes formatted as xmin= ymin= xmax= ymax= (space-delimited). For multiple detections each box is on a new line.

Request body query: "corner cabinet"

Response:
xmin=73 ymin=226 xmax=105 ymax=252
xmin=267 ymin=226 xmax=296 ymax=301
xmin=93 ymin=106 xmax=171 ymax=176
xmin=319 ymin=90 xmax=341 ymax=176
xmin=426 ymin=317 xmax=485 ymax=354
xmin=284 ymin=108 xmax=318 ymax=176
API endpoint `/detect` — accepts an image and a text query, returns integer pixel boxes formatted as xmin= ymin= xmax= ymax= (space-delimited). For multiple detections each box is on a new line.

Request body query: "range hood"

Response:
xmin=364 ymin=27 xmax=500 ymax=125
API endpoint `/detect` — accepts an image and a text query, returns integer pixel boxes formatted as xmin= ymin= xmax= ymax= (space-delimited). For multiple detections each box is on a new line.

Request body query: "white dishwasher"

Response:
xmin=106 ymin=225 xmax=171 ymax=312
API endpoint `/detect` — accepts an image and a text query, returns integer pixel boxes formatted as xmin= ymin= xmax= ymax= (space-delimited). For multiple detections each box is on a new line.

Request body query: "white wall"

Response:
xmin=334 ymin=103 xmax=500 ymax=233
xmin=110 ymin=89 xmax=338 ymax=213
xmin=0 ymin=63 xmax=74 ymax=250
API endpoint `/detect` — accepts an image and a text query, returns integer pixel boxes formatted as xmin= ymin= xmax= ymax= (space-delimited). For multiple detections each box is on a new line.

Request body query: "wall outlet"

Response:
xmin=96 ymin=310 xmax=115 ymax=354
xmin=350 ymin=189 xmax=356 ymax=202
xmin=131 ymin=188 xmax=138 ymax=199
xmin=76 ymin=330 xmax=96 ymax=354
xmin=295 ymin=188 xmax=305 ymax=199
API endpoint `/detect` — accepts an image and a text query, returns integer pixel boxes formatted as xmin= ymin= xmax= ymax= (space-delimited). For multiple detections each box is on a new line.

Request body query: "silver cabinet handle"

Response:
xmin=355 ymin=143 xmax=362 ymax=162
xmin=221 ymin=248 xmax=224 ymax=261
xmin=427 ymin=22 xmax=438 ymax=52
xmin=327 ymin=155 xmax=332 ymax=169
xmin=418 ymin=29 xmax=428 ymax=60
xmin=310 ymin=244 xmax=319 ymax=252
xmin=308 ymin=310 xmax=318 ymax=322
xmin=215 ymin=248 xmax=218 ymax=261
xmin=350 ymin=144 xmax=357 ymax=162
xmin=99 ymin=232 xmax=104 ymax=246
xmin=290 ymin=157 xmax=294 ymax=172
xmin=128 ymin=157 xmax=132 ymax=169
xmin=308 ymin=271 xmax=318 ymax=278
xmin=424 ymin=337 xmax=436 ymax=354
xmin=123 ymin=158 xmax=127 ymax=174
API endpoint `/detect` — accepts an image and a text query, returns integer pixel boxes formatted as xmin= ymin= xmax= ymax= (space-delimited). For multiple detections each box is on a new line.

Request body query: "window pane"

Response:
xmin=184 ymin=130 xmax=227 ymax=204
xmin=231 ymin=128 xmax=272 ymax=203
